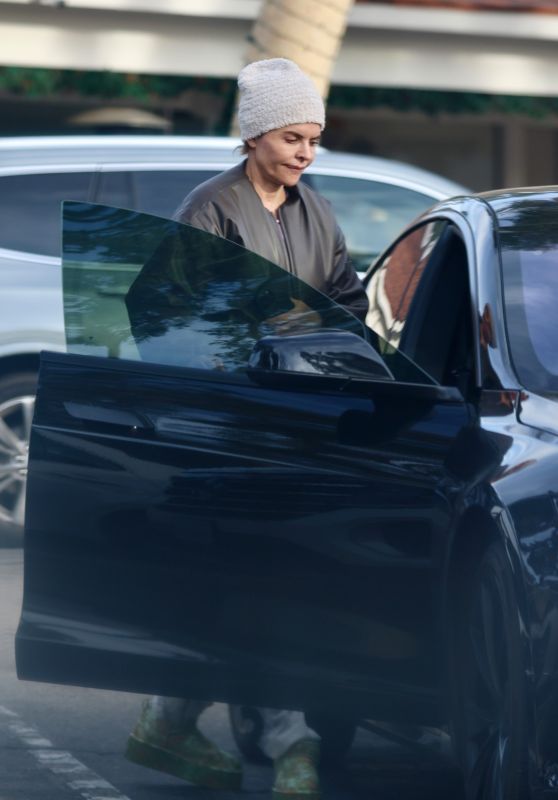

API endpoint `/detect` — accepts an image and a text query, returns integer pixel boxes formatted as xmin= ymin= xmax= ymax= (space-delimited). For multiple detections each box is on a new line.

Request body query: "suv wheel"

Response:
xmin=0 ymin=372 xmax=37 ymax=544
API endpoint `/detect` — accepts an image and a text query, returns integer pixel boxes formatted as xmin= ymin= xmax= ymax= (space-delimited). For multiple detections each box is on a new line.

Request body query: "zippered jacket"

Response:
xmin=174 ymin=161 xmax=369 ymax=322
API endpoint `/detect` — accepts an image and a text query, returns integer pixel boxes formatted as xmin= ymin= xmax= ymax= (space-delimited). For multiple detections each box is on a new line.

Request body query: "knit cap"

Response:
xmin=238 ymin=58 xmax=325 ymax=141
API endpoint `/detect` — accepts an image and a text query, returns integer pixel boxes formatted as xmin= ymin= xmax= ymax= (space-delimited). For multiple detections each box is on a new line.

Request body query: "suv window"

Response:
xmin=0 ymin=172 xmax=93 ymax=257
xmin=97 ymin=169 xmax=439 ymax=271
xmin=302 ymin=174 xmax=438 ymax=271
xmin=62 ymin=202 xmax=434 ymax=384
xmin=95 ymin=170 xmax=218 ymax=220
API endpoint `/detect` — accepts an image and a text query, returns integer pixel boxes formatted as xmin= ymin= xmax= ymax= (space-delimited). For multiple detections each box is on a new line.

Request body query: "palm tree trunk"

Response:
xmin=246 ymin=0 xmax=354 ymax=97
xmin=230 ymin=0 xmax=354 ymax=133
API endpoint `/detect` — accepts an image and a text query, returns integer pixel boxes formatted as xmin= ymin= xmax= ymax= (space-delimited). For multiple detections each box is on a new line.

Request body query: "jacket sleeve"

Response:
xmin=326 ymin=223 xmax=369 ymax=322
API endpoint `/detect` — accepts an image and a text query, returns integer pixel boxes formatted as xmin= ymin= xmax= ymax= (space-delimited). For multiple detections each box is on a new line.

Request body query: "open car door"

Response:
xmin=16 ymin=204 xmax=470 ymax=724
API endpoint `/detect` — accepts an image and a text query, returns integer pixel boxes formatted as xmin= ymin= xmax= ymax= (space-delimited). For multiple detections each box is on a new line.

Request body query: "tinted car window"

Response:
xmin=62 ymin=202 xmax=434 ymax=384
xmin=96 ymin=170 xmax=218 ymax=219
xmin=303 ymin=174 xmax=438 ymax=271
xmin=0 ymin=172 xmax=93 ymax=256
xmin=62 ymin=202 xmax=365 ymax=371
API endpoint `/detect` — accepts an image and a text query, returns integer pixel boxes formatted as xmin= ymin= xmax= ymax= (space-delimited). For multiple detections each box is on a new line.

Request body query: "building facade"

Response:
xmin=1 ymin=0 xmax=558 ymax=190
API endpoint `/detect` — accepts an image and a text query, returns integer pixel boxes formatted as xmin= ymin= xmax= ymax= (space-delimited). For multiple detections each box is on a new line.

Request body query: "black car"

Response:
xmin=16 ymin=190 xmax=558 ymax=800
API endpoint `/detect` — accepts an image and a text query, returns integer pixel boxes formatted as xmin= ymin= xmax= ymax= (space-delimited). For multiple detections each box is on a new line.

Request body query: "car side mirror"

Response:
xmin=248 ymin=329 xmax=394 ymax=381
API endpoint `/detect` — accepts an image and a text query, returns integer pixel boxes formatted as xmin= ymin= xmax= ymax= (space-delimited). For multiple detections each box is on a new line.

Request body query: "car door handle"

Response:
xmin=64 ymin=401 xmax=153 ymax=434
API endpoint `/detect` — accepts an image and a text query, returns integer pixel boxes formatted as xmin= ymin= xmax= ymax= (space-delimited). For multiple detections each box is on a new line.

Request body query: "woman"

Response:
xmin=125 ymin=58 xmax=368 ymax=800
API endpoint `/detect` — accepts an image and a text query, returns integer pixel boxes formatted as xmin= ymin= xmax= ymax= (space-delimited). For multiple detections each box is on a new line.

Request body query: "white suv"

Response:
xmin=0 ymin=135 xmax=466 ymax=541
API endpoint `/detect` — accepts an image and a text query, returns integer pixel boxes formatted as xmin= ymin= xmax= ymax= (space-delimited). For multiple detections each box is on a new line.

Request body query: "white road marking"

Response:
xmin=0 ymin=705 xmax=132 ymax=800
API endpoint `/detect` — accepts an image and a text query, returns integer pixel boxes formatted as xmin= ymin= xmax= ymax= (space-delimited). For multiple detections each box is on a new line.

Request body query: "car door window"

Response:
xmin=95 ymin=169 xmax=218 ymax=219
xmin=62 ymin=202 xmax=365 ymax=371
xmin=62 ymin=202 xmax=435 ymax=384
xmin=366 ymin=221 xmax=473 ymax=385
xmin=0 ymin=172 xmax=93 ymax=256
xmin=302 ymin=174 xmax=438 ymax=271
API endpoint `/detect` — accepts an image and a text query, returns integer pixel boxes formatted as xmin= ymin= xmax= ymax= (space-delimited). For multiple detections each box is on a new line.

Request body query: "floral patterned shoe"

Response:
xmin=125 ymin=700 xmax=242 ymax=790
xmin=272 ymin=738 xmax=321 ymax=800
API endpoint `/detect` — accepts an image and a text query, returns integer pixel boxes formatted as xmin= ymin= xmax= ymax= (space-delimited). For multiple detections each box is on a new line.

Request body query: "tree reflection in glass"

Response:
xmin=62 ymin=203 xmax=364 ymax=371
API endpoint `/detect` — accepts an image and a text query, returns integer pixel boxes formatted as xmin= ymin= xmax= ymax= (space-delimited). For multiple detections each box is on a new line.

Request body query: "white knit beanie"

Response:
xmin=238 ymin=58 xmax=325 ymax=141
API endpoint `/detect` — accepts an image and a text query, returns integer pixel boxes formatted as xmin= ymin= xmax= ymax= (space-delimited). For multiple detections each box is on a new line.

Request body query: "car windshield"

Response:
xmin=500 ymin=230 xmax=558 ymax=395
xmin=61 ymin=202 xmax=434 ymax=384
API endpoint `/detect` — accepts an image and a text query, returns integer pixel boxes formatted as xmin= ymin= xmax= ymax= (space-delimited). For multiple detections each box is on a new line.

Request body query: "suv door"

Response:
xmin=17 ymin=203 xmax=471 ymax=723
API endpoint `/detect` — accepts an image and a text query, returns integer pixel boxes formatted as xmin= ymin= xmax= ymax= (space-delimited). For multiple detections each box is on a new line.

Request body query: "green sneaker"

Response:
xmin=272 ymin=738 xmax=321 ymax=800
xmin=125 ymin=700 xmax=242 ymax=790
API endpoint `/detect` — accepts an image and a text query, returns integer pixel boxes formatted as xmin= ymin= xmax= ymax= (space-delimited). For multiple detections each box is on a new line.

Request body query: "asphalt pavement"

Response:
xmin=0 ymin=547 xmax=463 ymax=800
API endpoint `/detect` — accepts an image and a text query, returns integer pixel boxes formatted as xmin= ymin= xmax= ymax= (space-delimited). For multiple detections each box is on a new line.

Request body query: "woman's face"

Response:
xmin=246 ymin=123 xmax=322 ymax=189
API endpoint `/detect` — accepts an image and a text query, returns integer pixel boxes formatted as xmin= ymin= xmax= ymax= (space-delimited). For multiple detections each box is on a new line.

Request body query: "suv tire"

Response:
xmin=0 ymin=372 xmax=37 ymax=545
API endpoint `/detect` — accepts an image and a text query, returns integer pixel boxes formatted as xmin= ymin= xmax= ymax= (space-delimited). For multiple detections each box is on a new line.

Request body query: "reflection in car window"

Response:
xmin=366 ymin=222 xmax=446 ymax=349
xmin=0 ymin=172 xmax=93 ymax=256
xmin=501 ymin=236 xmax=558 ymax=394
xmin=302 ymin=174 xmax=437 ymax=271
xmin=62 ymin=202 xmax=366 ymax=372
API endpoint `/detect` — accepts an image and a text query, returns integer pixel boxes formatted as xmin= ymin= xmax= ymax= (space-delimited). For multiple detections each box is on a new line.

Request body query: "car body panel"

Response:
xmin=476 ymin=398 xmax=558 ymax=778
xmin=0 ymin=249 xmax=65 ymax=359
xmin=17 ymin=349 xmax=470 ymax=725
xmin=16 ymin=203 xmax=479 ymax=725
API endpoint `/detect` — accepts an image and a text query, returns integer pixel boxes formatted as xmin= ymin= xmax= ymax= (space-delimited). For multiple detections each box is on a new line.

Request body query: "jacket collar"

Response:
xmin=238 ymin=159 xmax=302 ymax=206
